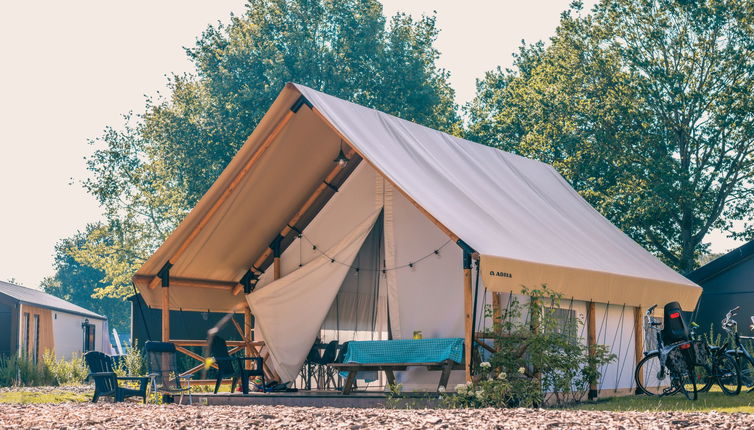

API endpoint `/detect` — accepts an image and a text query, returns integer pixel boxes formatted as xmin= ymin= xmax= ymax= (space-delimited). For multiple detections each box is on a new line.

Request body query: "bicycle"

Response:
xmin=635 ymin=304 xmax=699 ymax=400
xmin=722 ymin=306 xmax=754 ymax=392
xmin=689 ymin=320 xmax=741 ymax=396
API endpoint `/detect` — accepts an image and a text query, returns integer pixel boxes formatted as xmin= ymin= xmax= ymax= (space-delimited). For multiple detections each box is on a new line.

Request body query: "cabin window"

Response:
xmin=82 ymin=321 xmax=96 ymax=352
xmin=32 ymin=314 xmax=39 ymax=363
xmin=22 ymin=312 xmax=30 ymax=356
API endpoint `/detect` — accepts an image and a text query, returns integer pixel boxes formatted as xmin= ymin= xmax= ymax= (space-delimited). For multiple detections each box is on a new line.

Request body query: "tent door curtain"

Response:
xmin=246 ymin=209 xmax=382 ymax=383
xmin=320 ymin=212 xmax=385 ymax=343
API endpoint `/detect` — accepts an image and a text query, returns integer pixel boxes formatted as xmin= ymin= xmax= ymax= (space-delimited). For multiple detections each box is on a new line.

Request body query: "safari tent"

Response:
xmin=132 ymin=83 xmax=701 ymax=394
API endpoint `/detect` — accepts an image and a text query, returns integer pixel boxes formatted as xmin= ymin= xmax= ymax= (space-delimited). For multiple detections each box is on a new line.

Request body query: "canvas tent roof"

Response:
xmin=134 ymin=83 xmax=701 ymax=312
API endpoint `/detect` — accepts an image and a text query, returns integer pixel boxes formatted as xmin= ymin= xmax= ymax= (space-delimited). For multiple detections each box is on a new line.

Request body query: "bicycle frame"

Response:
xmin=643 ymin=306 xmax=694 ymax=383
xmin=722 ymin=308 xmax=754 ymax=389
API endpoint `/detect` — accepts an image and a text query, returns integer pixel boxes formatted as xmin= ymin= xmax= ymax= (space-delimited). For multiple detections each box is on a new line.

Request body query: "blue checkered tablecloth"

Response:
xmin=343 ymin=338 xmax=464 ymax=365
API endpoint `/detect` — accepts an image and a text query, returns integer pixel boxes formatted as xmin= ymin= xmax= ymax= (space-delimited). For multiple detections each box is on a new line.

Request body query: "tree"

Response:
xmin=467 ymin=0 xmax=754 ymax=272
xmin=78 ymin=0 xmax=459 ymax=298
xmin=42 ymin=228 xmax=130 ymax=333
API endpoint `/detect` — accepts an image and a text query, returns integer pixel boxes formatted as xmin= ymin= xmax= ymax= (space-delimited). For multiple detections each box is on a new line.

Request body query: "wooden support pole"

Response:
xmin=463 ymin=251 xmax=473 ymax=383
xmin=146 ymin=109 xmax=295 ymax=290
xmin=587 ymin=301 xmax=597 ymax=400
xmin=272 ymin=236 xmax=282 ymax=280
xmin=492 ymin=293 xmax=502 ymax=335
xmin=161 ymin=286 xmax=170 ymax=342
xmin=633 ymin=306 xmax=643 ymax=393
xmin=244 ymin=306 xmax=253 ymax=370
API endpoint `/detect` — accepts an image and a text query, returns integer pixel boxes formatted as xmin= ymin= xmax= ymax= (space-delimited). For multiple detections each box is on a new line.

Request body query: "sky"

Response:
xmin=0 ymin=0 xmax=744 ymax=289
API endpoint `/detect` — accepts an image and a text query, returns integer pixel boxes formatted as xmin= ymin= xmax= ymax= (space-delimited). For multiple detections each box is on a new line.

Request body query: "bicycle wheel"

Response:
xmin=715 ymin=353 xmax=741 ymax=395
xmin=694 ymin=363 xmax=714 ymax=393
xmin=736 ymin=354 xmax=754 ymax=392
xmin=635 ymin=352 xmax=678 ymax=396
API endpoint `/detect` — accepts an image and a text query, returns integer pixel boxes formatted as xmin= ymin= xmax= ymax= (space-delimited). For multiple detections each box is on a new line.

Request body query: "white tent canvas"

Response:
xmin=133 ymin=83 xmax=701 ymax=393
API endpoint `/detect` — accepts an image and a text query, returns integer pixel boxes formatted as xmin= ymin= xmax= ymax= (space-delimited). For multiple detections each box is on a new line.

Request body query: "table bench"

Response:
xmin=329 ymin=359 xmax=463 ymax=394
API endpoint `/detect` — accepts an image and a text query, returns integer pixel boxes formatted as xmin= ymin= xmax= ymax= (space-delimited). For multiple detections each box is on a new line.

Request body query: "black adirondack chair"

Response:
xmin=84 ymin=351 xmax=149 ymax=403
xmin=144 ymin=341 xmax=193 ymax=404
xmin=210 ymin=336 xmax=266 ymax=394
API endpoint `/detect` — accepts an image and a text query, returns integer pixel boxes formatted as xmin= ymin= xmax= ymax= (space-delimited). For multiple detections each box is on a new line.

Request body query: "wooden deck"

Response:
xmin=184 ymin=390 xmax=439 ymax=408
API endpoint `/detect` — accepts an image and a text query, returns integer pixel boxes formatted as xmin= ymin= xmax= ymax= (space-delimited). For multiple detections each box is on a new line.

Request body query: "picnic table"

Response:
xmin=328 ymin=338 xmax=464 ymax=394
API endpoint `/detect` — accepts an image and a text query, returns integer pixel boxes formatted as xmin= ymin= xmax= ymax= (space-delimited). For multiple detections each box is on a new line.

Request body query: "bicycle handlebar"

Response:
xmin=722 ymin=306 xmax=740 ymax=332
xmin=646 ymin=304 xmax=657 ymax=315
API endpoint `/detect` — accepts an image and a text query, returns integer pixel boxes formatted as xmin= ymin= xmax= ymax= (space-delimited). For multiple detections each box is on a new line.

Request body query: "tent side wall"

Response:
xmin=494 ymin=294 xmax=640 ymax=395
xmin=386 ymin=181 xmax=472 ymax=390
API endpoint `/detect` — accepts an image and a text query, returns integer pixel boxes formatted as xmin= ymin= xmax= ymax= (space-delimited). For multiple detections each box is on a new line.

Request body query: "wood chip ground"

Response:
xmin=0 ymin=403 xmax=749 ymax=429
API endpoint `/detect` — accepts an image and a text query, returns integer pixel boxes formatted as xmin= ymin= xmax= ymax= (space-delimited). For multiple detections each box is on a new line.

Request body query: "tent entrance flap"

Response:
xmin=320 ymin=212 xmax=385 ymax=342
xmin=246 ymin=209 xmax=382 ymax=383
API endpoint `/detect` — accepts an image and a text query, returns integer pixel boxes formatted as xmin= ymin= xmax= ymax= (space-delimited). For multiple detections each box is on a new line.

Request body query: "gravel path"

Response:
xmin=0 ymin=403 xmax=748 ymax=429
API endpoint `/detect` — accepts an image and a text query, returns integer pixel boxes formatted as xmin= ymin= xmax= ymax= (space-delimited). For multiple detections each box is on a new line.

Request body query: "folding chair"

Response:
xmin=144 ymin=341 xmax=193 ymax=404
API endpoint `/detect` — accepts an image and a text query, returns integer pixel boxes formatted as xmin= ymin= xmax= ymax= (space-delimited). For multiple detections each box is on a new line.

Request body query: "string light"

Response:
xmin=296 ymin=231 xmax=452 ymax=273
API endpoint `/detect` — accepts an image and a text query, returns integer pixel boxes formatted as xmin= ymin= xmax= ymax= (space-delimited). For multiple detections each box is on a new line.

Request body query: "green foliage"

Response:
xmin=0 ymin=390 xmax=90 ymax=404
xmin=0 ymin=353 xmax=90 ymax=387
xmin=114 ymin=344 xmax=146 ymax=377
xmin=0 ymin=354 xmax=54 ymax=387
xmin=442 ymin=365 xmax=540 ymax=408
xmin=42 ymin=228 xmax=130 ymax=333
xmin=444 ymin=286 xmax=615 ymax=408
xmin=467 ymin=0 xmax=754 ymax=272
xmin=42 ymin=351 xmax=88 ymax=386
xmin=573 ymin=390 xmax=754 ymax=413
xmin=77 ymin=0 xmax=460 ymax=299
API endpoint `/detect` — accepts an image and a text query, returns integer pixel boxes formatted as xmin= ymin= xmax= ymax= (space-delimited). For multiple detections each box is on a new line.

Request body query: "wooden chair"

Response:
xmin=84 ymin=351 xmax=149 ymax=403
xmin=144 ymin=341 xmax=193 ymax=404
xmin=210 ymin=336 xmax=266 ymax=394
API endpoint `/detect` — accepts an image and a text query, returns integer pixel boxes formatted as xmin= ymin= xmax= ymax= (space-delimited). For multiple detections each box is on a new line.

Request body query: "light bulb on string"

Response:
xmin=333 ymin=139 xmax=350 ymax=165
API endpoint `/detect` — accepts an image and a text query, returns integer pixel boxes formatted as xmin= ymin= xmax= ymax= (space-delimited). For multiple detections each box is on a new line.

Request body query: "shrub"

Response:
xmin=443 ymin=285 xmax=615 ymax=408
xmin=42 ymin=351 xmax=88 ymax=385
xmin=0 ymin=353 xmax=55 ymax=387
xmin=114 ymin=344 xmax=145 ymax=377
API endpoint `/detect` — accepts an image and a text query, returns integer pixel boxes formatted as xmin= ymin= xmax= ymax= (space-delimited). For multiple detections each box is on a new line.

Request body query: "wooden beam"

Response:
xmin=634 ymin=306 xmax=643 ymax=393
xmin=175 ymin=345 xmax=214 ymax=366
xmin=161 ymin=286 xmax=170 ymax=342
xmin=134 ymin=275 xmax=236 ymax=291
xmin=178 ymin=345 xmax=244 ymax=378
xmin=244 ymin=306 xmax=253 ymax=370
xmin=310 ymin=106 xmax=460 ymax=243
xmin=146 ymin=109 xmax=296 ymax=289
xmin=587 ymin=301 xmax=597 ymax=400
xmin=171 ymin=340 xmax=261 ymax=347
xmin=492 ymin=293 xmax=502 ymax=335
xmin=273 ymin=257 xmax=281 ymax=280
xmin=463 ymin=252 xmax=473 ymax=383
xmin=232 ymin=150 xmax=360 ymax=295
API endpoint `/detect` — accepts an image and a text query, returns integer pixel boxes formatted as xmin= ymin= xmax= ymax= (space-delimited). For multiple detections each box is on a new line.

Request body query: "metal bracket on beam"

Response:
xmin=270 ymin=235 xmax=284 ymax=258
xmin=290 ymin=95 xmax=312 ymax=113
xmin=323 ymin=180 xmax=339 ymax=193
xmin=240 ymin=270 xmax=258 ymax=294
xmin=457 ymin=239 xmax=476 ymax=255
xmin=157 ymin=262 xmax=173 ymax=288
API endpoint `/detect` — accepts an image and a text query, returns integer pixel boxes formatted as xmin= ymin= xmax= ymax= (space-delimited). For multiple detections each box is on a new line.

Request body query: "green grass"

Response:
xmin=574 ymin=391 xmax=754 ymax=413
xmin=0 ymin=390 xmax=91 ymax=404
